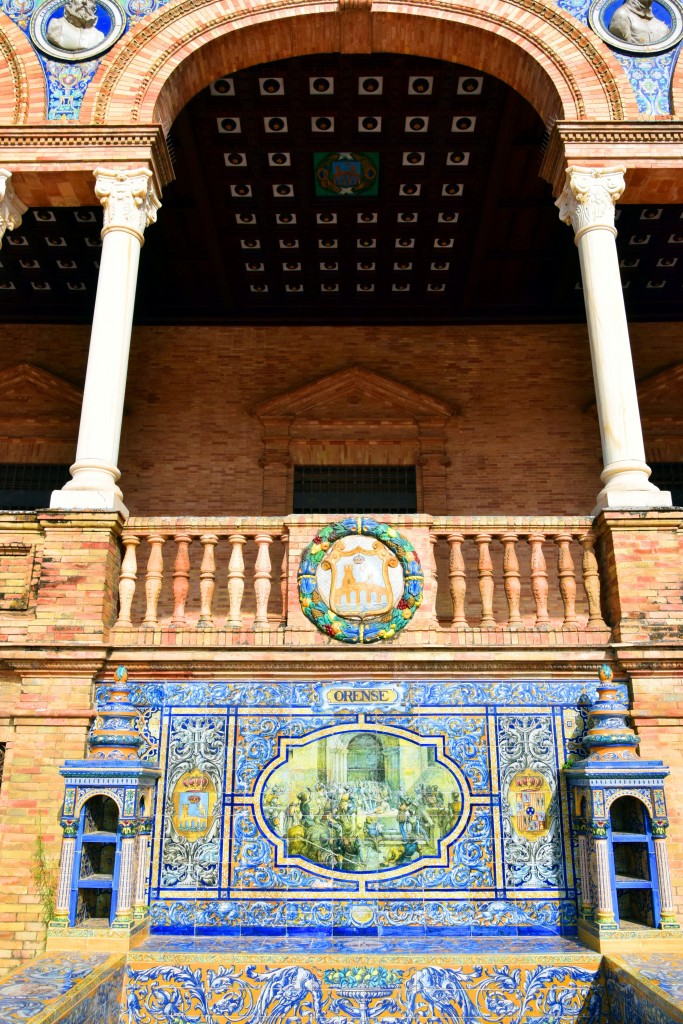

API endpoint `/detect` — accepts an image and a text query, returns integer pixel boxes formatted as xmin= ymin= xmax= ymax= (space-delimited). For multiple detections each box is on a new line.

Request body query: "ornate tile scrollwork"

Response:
xmin=121 ymin=958 xmax=606 ymax=1024
xmin=498 ymin=714 xmax=565 ymax=890
xmin=141 ymin=678 xmax=604 ymax=934
xmin=160 ymin=714 xmax=227 ymax=890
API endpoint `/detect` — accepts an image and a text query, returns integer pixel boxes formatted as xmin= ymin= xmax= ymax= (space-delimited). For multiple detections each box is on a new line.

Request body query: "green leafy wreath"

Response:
xmin=297 ymin=516 xmax=424 ymax=644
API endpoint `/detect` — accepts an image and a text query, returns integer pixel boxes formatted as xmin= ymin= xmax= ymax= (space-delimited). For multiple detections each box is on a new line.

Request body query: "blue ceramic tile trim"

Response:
xmin=117 ymin=678 xmax=621 ymax=710
xmin=623 ymin=954 xmax=683 ymax=1001
xmin=136 ymin=932 xmax=592 ymax=954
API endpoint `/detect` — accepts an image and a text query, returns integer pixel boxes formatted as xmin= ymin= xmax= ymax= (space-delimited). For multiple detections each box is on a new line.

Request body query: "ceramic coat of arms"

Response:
xmin=298 ymin=517 xmax=424 ymax=643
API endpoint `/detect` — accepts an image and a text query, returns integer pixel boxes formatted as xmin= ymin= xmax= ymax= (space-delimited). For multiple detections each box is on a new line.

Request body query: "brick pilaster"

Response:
xmin=0 ymin=665 xmax=101 ymax=974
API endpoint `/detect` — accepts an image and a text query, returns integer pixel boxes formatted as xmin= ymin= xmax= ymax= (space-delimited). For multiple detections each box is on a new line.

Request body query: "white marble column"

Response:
xmin=557 ymin=166 xmax=671 ymax=515
xmin=51 ymin=168 xmax=161 ymax=515
xmin=0 ymin=169 xmax=27 ymax=245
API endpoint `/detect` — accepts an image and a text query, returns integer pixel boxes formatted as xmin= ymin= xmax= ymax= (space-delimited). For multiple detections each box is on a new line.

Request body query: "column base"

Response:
xmin=46 ymin=915 xmax=149 ymax=953
xmin=50 ymin=487 xmax=129 ymax=515
xmin=592 ymin=486 xmax=673 ymax=516
xmin=50 ymin=459 xmax=129 ymax=515
xmin=578 ymin=920 xmax=683 ymax=953
xmin=593 ymin=460 xmax=672 ymax=515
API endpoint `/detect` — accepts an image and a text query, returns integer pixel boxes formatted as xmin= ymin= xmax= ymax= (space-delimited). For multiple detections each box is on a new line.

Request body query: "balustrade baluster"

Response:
xmin=579 ymin=532 xmax=604 ymax=627
xmin=254 ymin=533 xmax=273 ymax=630
xmin=501 ymin=532 xmax=522 ymax=626
xmin=197 ymin=533 xmax=218 ymax=628
xmin=475 ymin=533 xmax=495 ymax=627
xmin=555 ymin=532 xmax=578 ymax=627
xmin=280 ymin=532 xmax=289 ymax=626
xmin=170 ymin=533 xmax=192 ymax=626
xmin=447 ymin=532 xmax=467 ymax=627
xmin=528 ymin=533 xmax=549 ymax=625
xmin=142 ymin=535 xmax=165 ymax=628
xmin=226 ymin=534 xmax=246 ymax=629
xmin=115 ymin=533 xmax=139 ymax=628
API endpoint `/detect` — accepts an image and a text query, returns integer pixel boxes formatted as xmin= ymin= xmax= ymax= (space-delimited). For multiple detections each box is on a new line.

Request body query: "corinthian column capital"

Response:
xmin=95 ymin=167 xmax=161 ymax=243
xmin=0 ymin=169 xmax=28 ymax=247
xmin=556 ymin=165 xmax=626 ymax=241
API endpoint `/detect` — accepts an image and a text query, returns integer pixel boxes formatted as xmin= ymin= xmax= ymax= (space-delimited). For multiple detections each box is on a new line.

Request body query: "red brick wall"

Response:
xmin=631 ymin=675 xmax=683 ymax=921
xmin=0 ymin=321 xmax=679 ymax=517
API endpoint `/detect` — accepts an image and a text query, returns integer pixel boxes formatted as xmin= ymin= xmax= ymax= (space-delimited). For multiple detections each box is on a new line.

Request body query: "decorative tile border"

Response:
xmin=122 ymin=947 xmax=606 ymax=1024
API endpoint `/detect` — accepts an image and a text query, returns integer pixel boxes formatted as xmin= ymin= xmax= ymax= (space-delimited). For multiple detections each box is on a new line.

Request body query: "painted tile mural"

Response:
xmin=116 ymin=678 xmax=617 ymax=935
xmin=121 ymin=952 xmax=607 ymax=1024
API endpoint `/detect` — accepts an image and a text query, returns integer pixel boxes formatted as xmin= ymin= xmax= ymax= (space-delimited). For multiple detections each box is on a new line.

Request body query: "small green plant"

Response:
xmin=31 ymin=818 xmax=58 ymax=928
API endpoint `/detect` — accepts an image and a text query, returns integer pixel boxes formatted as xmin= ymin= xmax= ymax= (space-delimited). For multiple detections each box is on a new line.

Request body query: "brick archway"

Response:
xmin=668 ymin=47 xmax=683 ymax=116
xmin=0 ymin=14 xmax=44 ymax=124
xmin=85 ymin=0 xmax=637 ymax=128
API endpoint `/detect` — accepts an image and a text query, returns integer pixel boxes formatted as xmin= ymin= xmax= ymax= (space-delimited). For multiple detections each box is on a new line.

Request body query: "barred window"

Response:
xmin=293 ymin=465 xmax=417 ymax=514
xmin=0 ymin=464 xmax=71 ymax=511
xmin=649 ymin=462 xmax=683 ymax=506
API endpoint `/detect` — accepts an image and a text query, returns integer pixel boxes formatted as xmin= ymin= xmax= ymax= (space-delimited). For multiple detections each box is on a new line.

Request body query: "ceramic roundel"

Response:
xmin=31 ymin=0 xmax=125 ymax=61
xmin=588 ymin=0 xmax=683 ymax=54
xmin=297 ymin=517 xmax=424 ymax=643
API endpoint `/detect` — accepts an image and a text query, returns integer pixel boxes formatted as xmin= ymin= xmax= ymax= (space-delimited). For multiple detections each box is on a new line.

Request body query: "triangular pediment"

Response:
xmin=256 ymin=366 xmax=453 ymax=423
xmin=0 ymin=363 xmax=82 ymax=410
xmin=0 ymin=363 xmax=82 ymax=443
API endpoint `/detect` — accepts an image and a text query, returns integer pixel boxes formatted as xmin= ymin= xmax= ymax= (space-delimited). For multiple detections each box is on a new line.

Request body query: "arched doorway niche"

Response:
xmin=85 ymin=0 xmax=637 ymax=129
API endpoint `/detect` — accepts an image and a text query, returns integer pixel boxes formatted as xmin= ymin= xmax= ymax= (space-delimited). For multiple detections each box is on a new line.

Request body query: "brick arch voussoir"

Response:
xmin=84 ymin=0 xmax=637 ymax=128
xmin=0 ymin=13 xmax=46 ymax=124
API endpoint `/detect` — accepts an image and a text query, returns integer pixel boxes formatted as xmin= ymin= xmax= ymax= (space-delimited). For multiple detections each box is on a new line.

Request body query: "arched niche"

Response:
xmin=70 ymin=794 xmax=121 ymax=927
xmin=609 ymin=794 xmax=660 ymax=929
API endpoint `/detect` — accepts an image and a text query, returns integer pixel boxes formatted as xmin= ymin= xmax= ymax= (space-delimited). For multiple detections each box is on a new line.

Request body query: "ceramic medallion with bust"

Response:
xmin=46 ymin=0 xmax=105 ymax=51
xmin=590 ymin=0 xmax=683 ymax=52
xmin=31 ymin=0 xmax=125 ymax=61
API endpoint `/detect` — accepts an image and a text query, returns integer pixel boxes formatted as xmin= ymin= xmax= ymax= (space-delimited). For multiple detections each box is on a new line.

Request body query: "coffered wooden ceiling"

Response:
xmin=1 ymin=52 xmax=683 ymax=324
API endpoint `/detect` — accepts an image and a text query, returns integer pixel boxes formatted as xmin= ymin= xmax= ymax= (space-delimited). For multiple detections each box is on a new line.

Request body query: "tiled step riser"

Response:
xmin=122 ymin=953 xmax=604 ymax=1024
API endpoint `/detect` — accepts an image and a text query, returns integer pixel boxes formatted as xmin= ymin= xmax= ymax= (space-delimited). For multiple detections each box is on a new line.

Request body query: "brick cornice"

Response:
xmin=0 ymin=124 xmax=173 ymax=206
xmin=541 ymin=120 xmax=683 ymax=199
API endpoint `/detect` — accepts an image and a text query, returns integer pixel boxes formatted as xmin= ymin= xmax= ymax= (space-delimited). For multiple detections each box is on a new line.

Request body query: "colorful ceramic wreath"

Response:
xmin=297 ymin=517 xmax=424 ymax=644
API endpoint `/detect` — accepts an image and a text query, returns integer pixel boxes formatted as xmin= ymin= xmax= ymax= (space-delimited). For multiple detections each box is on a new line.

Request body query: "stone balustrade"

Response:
xmin=115 ymin=518 xmax=287 ymax=633
xmin=110 ymin=514 xmax=607 ymax=641
xmin=431 ymin=516 xmax=606 ymax=633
